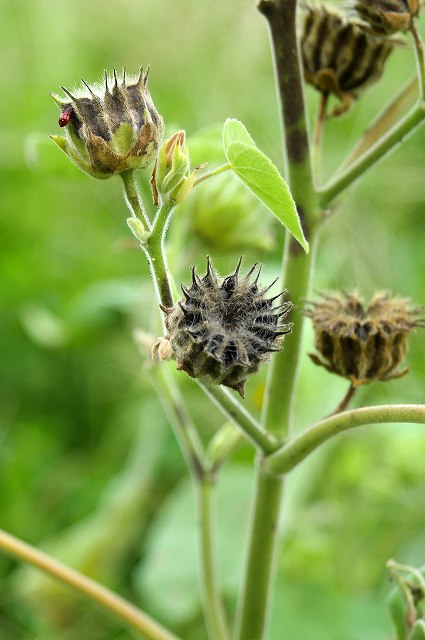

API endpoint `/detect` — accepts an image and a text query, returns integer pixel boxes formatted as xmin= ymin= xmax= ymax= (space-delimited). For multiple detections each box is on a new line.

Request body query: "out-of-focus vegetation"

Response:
xmin=1 ymin=1 xmax=425 ymax=638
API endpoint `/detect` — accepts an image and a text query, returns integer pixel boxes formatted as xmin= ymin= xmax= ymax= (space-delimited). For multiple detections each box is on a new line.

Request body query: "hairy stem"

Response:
xmin=121 ymin=169 xmax=151 ymax=232
xmin=193 ymin=163 xmax=232 ymax=186
xmin=265 ymin=404 xmax=425 ymax=475
xmin=318 ymin=102 xmax=425 ymax=209
xmin=235 ymin=1 xmax=318 ymax=638
xmin=195 ymin=476 xmax=230 ymax=640
xmin=145 ymin=198 xmax=175 ymax=309
xmin=0 ymin=529 xmax=180 ymax=640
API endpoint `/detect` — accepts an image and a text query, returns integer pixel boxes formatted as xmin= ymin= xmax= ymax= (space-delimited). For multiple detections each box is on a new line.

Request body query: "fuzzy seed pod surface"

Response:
xmin=51 ymin=67 xmax=164 ymax=179
xmin=162 ymin=258 xmax=293 ymax=398
xmin=305 ymin=292 xmax=423 ymax=386
xmin=301 ymin=4 xmax=396 ymax=114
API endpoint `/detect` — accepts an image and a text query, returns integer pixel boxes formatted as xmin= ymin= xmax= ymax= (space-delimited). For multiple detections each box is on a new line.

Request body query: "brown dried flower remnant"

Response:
xmin=50 ymin=67 xmax=164 ymax=179
xmin=301 ymin=4 xmax=396 ymax=115
xmin=354 ymin=0 xmax=421 ymax=34
xmin=161 ymin=258 xmax=293 ymax=398
xmin=305 ymin=291 xmax=423 ymax=386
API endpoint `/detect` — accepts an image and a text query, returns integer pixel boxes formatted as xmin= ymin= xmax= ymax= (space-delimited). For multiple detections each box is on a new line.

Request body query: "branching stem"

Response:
xmin=199 ymin=382 xmax=277 ymax=454
xmin=265 ymin=404 xmax=425 ymax=475
xmin=318 ymin=102 xmax=425 ymax=208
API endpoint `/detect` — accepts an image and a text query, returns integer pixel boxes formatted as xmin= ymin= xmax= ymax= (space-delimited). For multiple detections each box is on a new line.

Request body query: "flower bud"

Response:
xmin=305 ymin=292 xmax=423 ymax=386
xmin=156 ymin=131 xmax=190 ymax=193
xmin=155 ymin=130 xmax=201 ymax=204
xmin=50 ymin=67 xmax=164 ymax=179
xmin=355 ymin=0 xmax=420 ymax=34
xmin=162 ymin=257 xmax=293 ymax=398
xmin=301 ymin=5 xmax=396 ymax=115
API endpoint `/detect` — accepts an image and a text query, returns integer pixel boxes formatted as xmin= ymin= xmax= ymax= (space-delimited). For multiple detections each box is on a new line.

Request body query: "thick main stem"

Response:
xmin=233 ymin=463 xmax=284 ymax=640
xmin=235 ymin=1 xmax=317 ymax=639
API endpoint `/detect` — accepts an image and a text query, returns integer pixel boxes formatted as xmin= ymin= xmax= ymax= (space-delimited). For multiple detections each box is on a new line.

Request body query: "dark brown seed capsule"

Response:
xmin=301 ymin=4 xmax=396 ymax=115
xmin=163 ymin=257 xmax=293 ymax=398
xmin=304 ymin=291 xmax=423 ymax=386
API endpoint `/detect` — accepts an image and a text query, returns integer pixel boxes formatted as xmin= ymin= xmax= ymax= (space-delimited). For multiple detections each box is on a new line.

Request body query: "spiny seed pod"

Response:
xmin=50 ymin=67 xmax=164 ymax=179
xmin=162 ymin=258 xmax=293 ymax=398
xmin=301 ymin=4 xmax=396 ymax=115
xmin=354 ymin=0 xmax=421 ymax=34
xmin=305 ymin=291 xmax=423 ymax=386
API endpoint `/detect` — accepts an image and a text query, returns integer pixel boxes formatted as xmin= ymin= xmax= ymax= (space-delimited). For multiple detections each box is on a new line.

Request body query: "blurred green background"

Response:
xmin=1 ymin=0 xmax=425 ymax=638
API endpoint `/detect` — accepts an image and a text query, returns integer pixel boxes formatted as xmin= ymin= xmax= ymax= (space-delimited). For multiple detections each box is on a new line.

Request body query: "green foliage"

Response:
xmin=1 ymin=0 xmax=425 ymax=639
xmin=222 ymin=119 xmax=308 ymax=252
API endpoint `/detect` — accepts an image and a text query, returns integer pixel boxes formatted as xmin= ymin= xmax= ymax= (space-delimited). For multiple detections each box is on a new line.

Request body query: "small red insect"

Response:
xmin=58 ymin=105 xmax=74 ymax=127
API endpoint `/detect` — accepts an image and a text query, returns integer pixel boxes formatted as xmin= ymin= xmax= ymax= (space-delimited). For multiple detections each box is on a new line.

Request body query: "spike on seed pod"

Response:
xmin=304 ymin=291 xmax=423 ymax=386
xmin=50 ymin=67 xmax=164 ymax=179
xmin=300 ymin=4 xmax=397 ymax=115
xmin=163 ymin=258 xmax=293 ymax=397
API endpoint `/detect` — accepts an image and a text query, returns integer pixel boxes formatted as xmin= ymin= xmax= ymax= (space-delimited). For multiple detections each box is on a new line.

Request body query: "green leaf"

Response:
xmin=134 ymin=466 xmax=253 ymax=625
xmin=222 ymin=118 xmax=309 ymax=253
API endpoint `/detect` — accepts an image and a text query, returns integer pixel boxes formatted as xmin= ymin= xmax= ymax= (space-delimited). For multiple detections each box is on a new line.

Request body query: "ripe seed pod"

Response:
xmin=301 ymin=4 xmax=396 ymax=115
xmin=162 ymin=257 xmax=293 ymax=398
xmin=304 ymin=291 xmax=423 ymax=386
xmin=354 ymin=0 xmax=420 ymax=34
xmin=50 ymin=67 xmax=164 ymax=179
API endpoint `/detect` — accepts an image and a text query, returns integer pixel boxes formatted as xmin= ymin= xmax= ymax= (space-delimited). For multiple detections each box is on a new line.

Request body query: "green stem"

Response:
xmin=233 ymin=463 xmax=284 ymax=640
xmin=193 ymin=163 xmax=232 ymax=187
xmin=151 ymin=365 xmax=229 ymax=640
xmin=199 ymin=382 xmax=276 ymax=454
xmin=145 ymin=198 xmax=175 ymax=309
xmin=195 ymin=477 xmax=230 ymax=640
xmin=235 ymin=1 xmax=318 ymax=638
xmin=410 ymin=22 xmax=425 ymax=101
xmin=343 ymin=75 xmax=418 ymax=167
xmin=261 ymin=229 xmax=319 ymax=436
xmin=318 ymin=102 xmax=425 ymax=209
xmin=265 ymin=404 xmax=425 ymax=475
xmin=120 ymin=169 xmax=151 ymax=232
xmin=151 ymin=363 xmax=207 ymax=478
xmin=0 ymin=528 xmax=180 ymax=640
